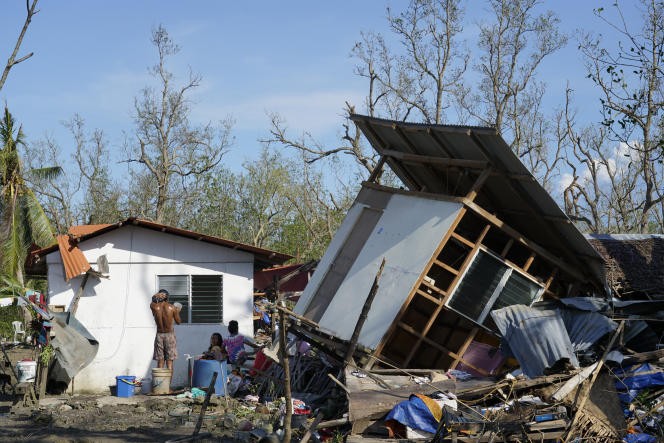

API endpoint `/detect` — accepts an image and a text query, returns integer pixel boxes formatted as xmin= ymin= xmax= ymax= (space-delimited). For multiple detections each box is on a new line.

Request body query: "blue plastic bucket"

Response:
xmin=116 ymin=375 xmax=136 ymax=398
xmin=192 ymin=360 xmax=227 ymax=395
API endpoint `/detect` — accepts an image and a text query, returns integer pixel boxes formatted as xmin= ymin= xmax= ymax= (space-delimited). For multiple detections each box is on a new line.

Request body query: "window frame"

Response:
xmin=156 ymin=274 xmax=223 ymax=324
xmin=445 ymin=247 xmax=544 ymax=326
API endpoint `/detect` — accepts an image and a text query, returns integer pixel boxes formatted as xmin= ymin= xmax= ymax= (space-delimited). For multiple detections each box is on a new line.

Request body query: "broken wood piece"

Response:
xmin=193 ymin=371 xmax=217 ymax=437
xmin=344 ymin=258 xmax=385 ymax=367
xmin=551 ymin=363 xmax=598 ymax=402
xmin=328 ymin=373 xmax=350 ymax=394
xmin=299 ymin=412 xmax=324 ymax=443
xmin=563 ymin=320 xmax=625 ymax=443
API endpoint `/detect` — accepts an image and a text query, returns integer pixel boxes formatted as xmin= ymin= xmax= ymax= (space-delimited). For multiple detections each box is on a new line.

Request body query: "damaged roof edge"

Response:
xmin=350 ymin=114 xmax=606 ymax=291
xmin=29 ymin=217 xmax=293 ymax=270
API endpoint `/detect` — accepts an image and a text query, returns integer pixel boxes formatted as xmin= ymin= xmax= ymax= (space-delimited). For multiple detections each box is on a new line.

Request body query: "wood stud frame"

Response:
xmin=365 ymin=186 xmax=574 ymax=373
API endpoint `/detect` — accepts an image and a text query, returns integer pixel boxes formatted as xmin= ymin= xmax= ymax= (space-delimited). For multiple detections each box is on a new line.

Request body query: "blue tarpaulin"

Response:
xmin=624 ymin=433 xmax=657 ymax=443
xmin=615 ymin=364 xmax=664 ymax=404
xmin=385 ymin=394 xmax=441 ymax=434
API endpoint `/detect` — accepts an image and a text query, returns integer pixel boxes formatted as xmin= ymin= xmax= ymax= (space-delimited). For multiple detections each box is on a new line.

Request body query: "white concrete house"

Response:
xmin=28 ymin=218 xmax=290 ymax=393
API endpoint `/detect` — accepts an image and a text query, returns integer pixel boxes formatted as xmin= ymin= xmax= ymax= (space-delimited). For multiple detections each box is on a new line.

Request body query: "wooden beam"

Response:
xmin=381 ymin=149 xmax=489 ymax=170
xmin=465 ymin=167 xmax=493 ymax=202
xmin=358 ymin=121 xmax=421 ymax=190
xmin=463 ymin=199 xmax=587 ymax=283
xmin=450 ymin=326 xmax=480 ymax=370
xmin=499 ymin=208 xmax=573 ymax=224
xmin=361 ymin=181 xmax=465 ymax=205
xmin=367 ymin=155 xmax=386 ymax=183
xmin=402 ymin=223 xmax=490 ymax=367
xmin=365 ymin=207 xmax=467 ymax=370
xmin=397 ymin=322 xmax=488 ymax=375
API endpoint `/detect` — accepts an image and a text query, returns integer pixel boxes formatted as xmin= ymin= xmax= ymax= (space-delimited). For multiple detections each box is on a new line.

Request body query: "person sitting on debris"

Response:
xmin=150 ymin=289 xmax=182 ymax=370
xmin=202 ymin=332 xmax=226 ymax=361
xmin=223 ymin=320 xmax=253 ymax=366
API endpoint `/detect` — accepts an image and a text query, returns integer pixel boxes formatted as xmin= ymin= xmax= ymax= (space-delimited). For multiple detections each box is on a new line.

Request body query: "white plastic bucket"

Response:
xmin=17 ymin=360 xmax=37 ymax=383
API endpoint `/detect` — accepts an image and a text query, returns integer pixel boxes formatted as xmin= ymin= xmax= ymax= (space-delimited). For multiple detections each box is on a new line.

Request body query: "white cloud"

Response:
xmin=192 ymin=88 xmax=366 ymax=135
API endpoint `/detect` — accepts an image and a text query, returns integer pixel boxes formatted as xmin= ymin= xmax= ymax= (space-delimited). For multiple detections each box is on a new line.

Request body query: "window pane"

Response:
xmin=158 ymin=275 xmax=190 ymax=324
xmin=447 ymin=251 xmax=508 ymax=322
xmin=492 ymin=271 xmax=541 ymax=312
xmin=483 ymin=270 xmax=542 ymax=330
xmin=191 ymin=275 xmax=223 ymax=323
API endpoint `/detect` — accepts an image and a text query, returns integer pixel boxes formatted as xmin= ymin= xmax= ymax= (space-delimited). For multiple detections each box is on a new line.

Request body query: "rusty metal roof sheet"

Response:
xmin=56 ymin=235 xmax=91 ymax=282
xmin=350 ymin=114 xmax=605 ymax=289
xmin=69 ymin=224 xmax=112 ymax=237
xmin=30 ymin=218 xmax=292 ymax=272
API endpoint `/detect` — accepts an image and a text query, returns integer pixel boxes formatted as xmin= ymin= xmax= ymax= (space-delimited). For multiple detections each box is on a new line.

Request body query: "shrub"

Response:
xmin=0 ymin=302 xmax=24 ymax=341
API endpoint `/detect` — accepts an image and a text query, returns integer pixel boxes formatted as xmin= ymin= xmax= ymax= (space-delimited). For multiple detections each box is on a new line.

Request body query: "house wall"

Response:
xmin=46 ymin=226 xmax=254 ymax=393
xmin=295 ymin=187 xmax=462 ymax=349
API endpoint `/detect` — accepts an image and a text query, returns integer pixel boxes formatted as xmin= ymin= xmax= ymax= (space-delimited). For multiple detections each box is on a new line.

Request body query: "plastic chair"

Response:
xmin=12 ymin=321 xmax=25 ymax=343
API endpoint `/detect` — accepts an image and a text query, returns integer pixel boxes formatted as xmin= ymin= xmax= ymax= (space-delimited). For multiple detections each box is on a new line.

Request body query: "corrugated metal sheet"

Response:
xmin=560 ymin=309 xmax=617 ymax=352
xmin=492 ymin=303 xmax=619 ymax=377
xmin=586 ymin=233 xmax=664 ymax=241
xmin=351 ymin=114 xmax=605 ymax=289
xmin=491 ymin=304 xmax=579 ymax=378
xmin=56 ymin=235 xmax=91 ymax=282
xmin=69 ymin=224 xmax=112 ymax=237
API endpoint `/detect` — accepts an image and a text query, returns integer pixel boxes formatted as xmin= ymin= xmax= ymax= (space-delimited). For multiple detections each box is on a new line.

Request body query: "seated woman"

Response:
xmin=201 ymin=332 xmax=226 ymax=361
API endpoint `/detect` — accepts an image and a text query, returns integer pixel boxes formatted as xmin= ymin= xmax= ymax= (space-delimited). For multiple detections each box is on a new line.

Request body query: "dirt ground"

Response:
xmin=0 ymin=390 xmax=279 ymax=442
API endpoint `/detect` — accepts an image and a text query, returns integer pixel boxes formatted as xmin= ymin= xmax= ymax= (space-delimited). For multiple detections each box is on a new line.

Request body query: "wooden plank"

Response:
xmin=500 ymin=238 xmax=514 ymax=258
xmin=415 ymin=289 xmax=443 ymax=306
xmin=433 ymin=259 xmax=459 ymax=275
xmin=381 ymin=148 xmax=489 ymax=170
xmin=450 ymin=327 xmax=479 ymax=370
xmin=396 ymin=323 xmax=488 ymax=376
xmin=365 ymin=207 xmax=467 ymax=370
xmin=465 ymin=167 xmax=493 ymax=202
xmin=451 ymin=232 xmax=475 ymax=248
xmin=367 ymin=156 xmax=386 ymax=184
xmin=348 ymin=378 xmax=459 ymax=422
xmin=361 ymin=181 xmax=466 ymax=205
xmin=402 ymin=223 xmax=490 ymax=368
xmin=462 ymin=199 xmax=587 ymax=283
xmin=523 ymin=253 xmax=536 ymax=272
xmin=419 ymin=280 xmax=447 ymax=298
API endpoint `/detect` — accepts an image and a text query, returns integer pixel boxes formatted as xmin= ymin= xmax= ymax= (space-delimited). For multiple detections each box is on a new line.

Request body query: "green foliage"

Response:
xmin=39 ymin=344 xmax=54 ymax=365
xmin=0 ymin=106 xmax=60 ymax=284
xmin=0 ymin=303 xmax=23 ymax=341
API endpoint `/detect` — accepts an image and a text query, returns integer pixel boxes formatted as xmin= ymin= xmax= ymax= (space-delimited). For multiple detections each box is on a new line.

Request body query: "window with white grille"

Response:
xmin=157 ymin=275 xmax=223 ymax=324
xmin=446 ymin=249 xmax=542 ymax=327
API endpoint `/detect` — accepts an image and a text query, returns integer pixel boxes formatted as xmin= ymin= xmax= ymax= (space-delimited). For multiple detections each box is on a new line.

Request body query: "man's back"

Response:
xmin=150 ymin=302 xmax=180 ymax=333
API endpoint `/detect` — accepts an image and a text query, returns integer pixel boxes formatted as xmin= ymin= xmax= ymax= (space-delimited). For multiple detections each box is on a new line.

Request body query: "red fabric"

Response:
xmin=249 ymin=349 xmax=272 ymax=376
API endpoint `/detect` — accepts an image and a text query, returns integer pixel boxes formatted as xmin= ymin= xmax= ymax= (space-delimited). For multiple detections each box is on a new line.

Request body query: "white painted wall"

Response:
xmin=46 ymin=226 xmax=255 ymax=393
xmin=296 ymin=193 xmax=462 ymax=349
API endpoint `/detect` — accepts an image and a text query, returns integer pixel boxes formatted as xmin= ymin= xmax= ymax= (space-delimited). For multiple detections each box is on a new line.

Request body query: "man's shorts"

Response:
xmin=153 ymin=332 xmax=178 ymax=361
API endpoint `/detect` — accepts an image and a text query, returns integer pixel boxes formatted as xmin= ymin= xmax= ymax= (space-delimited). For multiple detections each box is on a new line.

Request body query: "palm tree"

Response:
xmin=0 ymin=106 xmax=61 ymax=285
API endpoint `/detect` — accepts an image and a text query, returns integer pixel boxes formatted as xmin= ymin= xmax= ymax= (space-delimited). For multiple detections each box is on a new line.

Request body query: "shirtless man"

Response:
xmin=150 ymin=289 xmax=182 ymax=370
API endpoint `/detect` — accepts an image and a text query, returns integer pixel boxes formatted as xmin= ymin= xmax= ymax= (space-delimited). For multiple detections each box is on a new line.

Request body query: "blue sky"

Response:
xmin=0 ymin=1 xmax=641 ymax=173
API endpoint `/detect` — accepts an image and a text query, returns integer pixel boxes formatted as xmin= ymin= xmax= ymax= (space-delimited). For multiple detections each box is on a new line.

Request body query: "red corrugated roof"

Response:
xmin=29 ymin=218 xmax=292 ymax=278
xmin=56 ymin=235 xmax=91 ymax=281
xmin=69 ymin=224 xmax=112 ymax=237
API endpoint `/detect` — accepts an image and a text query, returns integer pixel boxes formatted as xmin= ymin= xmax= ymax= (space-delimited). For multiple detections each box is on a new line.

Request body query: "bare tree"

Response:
xmin=24 ymin=115 xmax=123 ymax=232
xmin=265 ymin=0 xmax=466 ymax=180
xmin=125 ymin=25 xmax=233 ymax=224
xmin=0 ymin=0 xmax=39 ymax=92
xmin=579 ymin=0 xmax=664 ymax=232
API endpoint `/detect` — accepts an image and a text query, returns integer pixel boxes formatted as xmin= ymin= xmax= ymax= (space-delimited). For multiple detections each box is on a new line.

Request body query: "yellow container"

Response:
xmin=151 ymin=368 xmax=172 ymax=394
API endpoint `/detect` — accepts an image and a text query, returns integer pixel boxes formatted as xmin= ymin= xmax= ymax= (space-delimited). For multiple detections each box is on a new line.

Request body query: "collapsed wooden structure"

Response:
xmin=291 ymin=115 xmax=606 ymax=375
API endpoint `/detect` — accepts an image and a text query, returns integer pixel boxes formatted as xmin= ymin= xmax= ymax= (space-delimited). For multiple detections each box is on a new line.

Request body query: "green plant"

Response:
xmin=0 ymin=302 xmax=22 ymax=340
xmin=39 ymin=344 xmax=54 ymax=365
